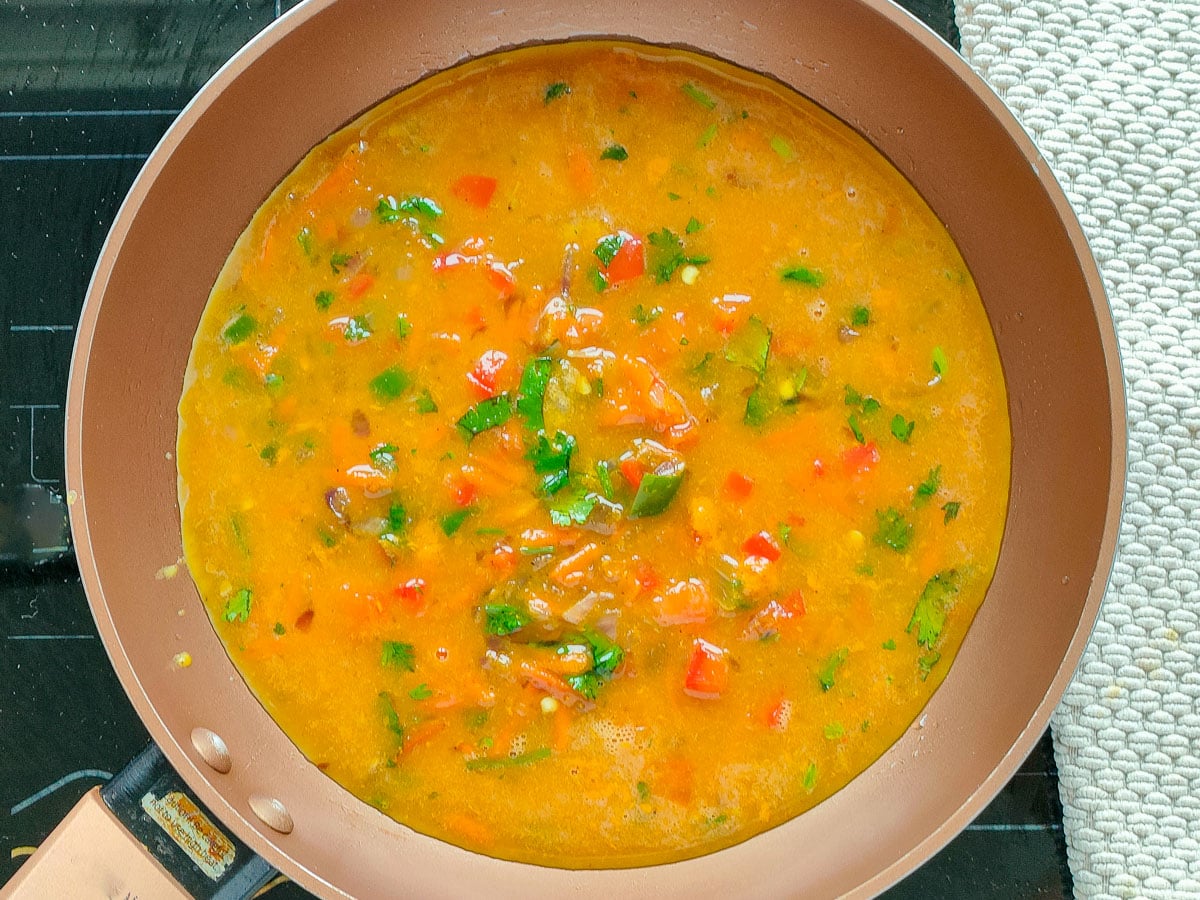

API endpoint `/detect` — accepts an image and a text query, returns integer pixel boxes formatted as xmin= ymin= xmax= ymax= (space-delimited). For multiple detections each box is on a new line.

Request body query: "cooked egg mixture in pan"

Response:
xmin=179 ymin=41 xmax=1010 ymax=866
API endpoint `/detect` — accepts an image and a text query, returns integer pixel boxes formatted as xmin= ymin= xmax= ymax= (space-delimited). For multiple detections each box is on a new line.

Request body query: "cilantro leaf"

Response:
xmin=369 ymin=443 xmax=398 ymax=471
xmin=381 ymin=640 xmax=416 ymax=671
xmin=344 ymin=315 xmax=372 ymax=342
xmin=369 ymin=366 xmax=411 ymax=402
xmin=378 ymin=692 xmax=404 ymax=740
xmin=594 ymin=233 xmax=626 ymax=268
xmin=415 ymin=389 xmax=438 ymax=414
xmin=387 ymin=502 xmax=407 ymax=535
xmin=913 ymin=465 xmax=942 ymax=507
xmin=409 ymin=683 xmax=433 ymax=701
xmin=314 ymin=290 xmax=334 ymax=310
xmin=942 ymin=501 xmax=962 ymax=523
xmin=222 ymin=313 xmax=256 ymax=345
xmin=456 ymin=394 xmax=512 ymax=440
xmin=891 ymin=414 xmax=915 ymax=443
xmin=595 ymin=461 xmax=615 ymax=499
xmin=932 ymin=346 xmax=949 ymax=376
xmin=377 ymin=195 xmax=443 ymax=223
xmin=441 ymin=507 xmax=473 ymax=536
xmin=817 ymin=647 xmax=849 ymax=692
xmin=515 ymin=358 xmax=552 ymax=429
xmin=632 ymin=304 xmax=663 ymax=327
xmin=526 ymin=430 xmax=576 ymax=495
xmin=549 ymin=486 xmax=597 ymax=526
xmin=851 ymin=305 xmax=871 ymax=327
xmin=781 ymin=265 xmax=825 ymax=287
xmin=330 ymin=251 xmax=353 ymax=273
xmin=824 ymin=722 xmax=845 ymax=740
xmin=222 ymin=588 xmax=252 ymax=623
xmin=874 ymin=507 xmax=913 ymax=552
xmin=906 ymin=570 xmax=960 ymax=648
xmin=769 ymin=135 xmax=794 ymax=160
xmin=544 ymin=81 xmax=570 ymax=104
xmin=484 ymin=603 xmax=529 ymax=637
xmin=296 ymin=227 xmax=315 ymax=258
xmin=847 ymin=413 xmax=865 ymax=444
xmin=566 ymin=671 xmax=602 ymax=700
xmin=918 ymin=650 xmax=942 ymax=680
xmin=745 ymin=384 xmax=773 ymax=428
xmin=724 ymin=314 xmax=772 ymax=379
xmin=600 ymin=144 xmax=629 ymax=161
xmin=646 ymin=227 xmax=699 ymax=283
xmin=685 ymin=216 xmax=703 ymax=234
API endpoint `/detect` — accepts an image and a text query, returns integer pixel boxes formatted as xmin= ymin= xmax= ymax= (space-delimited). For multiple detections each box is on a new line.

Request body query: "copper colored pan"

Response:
xmin=27 ymin=0 xmax=1125 ymax=896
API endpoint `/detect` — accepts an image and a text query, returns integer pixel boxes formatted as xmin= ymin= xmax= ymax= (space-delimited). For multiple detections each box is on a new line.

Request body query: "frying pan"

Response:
xmin=9 ymin=0 xmax=1125 ymax=896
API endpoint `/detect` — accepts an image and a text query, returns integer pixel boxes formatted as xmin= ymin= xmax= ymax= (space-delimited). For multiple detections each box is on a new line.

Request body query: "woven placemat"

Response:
xmin=954 ymin=1 xmax=1200 ymax=897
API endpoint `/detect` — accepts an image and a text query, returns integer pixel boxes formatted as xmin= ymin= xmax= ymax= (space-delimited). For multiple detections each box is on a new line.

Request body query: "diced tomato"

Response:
xmin=452 ymin=479 xmax=478 ymax=507
xmin=393 ymin=578 xmax=427 ymax=615
xmin=780 ymin=590 xmax=807 ymax=617
xmin=842 ymin=441 xmax=880 ymax=475
xmin=634 ymin=560 xmax=661 ymax=594
xmin=485 ymin=262 xmax=516 ymax=299
xmin=712 ymin=293 xmax=751 ymax=336
xmin=619 ymin=457 xmax=645 ymax=488
xmin=742 ymin=530 xmax=782 ymax=562
xmin=762 ymin=695 xmax=792 ymax=731
xmin=488 ymin=543 xmax=518 ymax=575
xmin=602 ymin=233 xmax=645 ymax=286
xmin=465 ymin=305 xmax=487 ymax=335
xmin=723 ymin=471 xmax=754 ymax=500
xmin=451 ymin=174 xmax=498 ymax=209
xmin=652 ymin=578 xmax=714 ymax=626
xmin=347 ymin=272 xmax=374 ymax=299
xmin=467 ymin=349 xmax=508 ymax=398
xmin=683 ymin=639 xmax=729 ymax=699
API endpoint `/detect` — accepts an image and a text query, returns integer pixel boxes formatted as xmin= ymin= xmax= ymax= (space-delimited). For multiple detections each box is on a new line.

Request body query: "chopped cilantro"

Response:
xmin=441 ymin=507 xmax=473 ymax=536
xmin=629 ymin=466 xmax=685 ymax=518
xmin=329 ymin=251 xmax=353 ymax=274
xmin=344 ymin=315 xmax=372 ymax=342
xmin=378 ymin=692 xmax=404 ymax=740
xmin=222 ymin=588 xmax=252 ymax=623
xmin=685 ymin=216 xmax=703 ymax=234
xmin=882 ymin=639 xmax=896 ymax=651
xmin=666 ymin=191 xmax=682 ymax=201
xmin=824 ymin=722 xmax=845 ymax=740
xmin=544 ymin=81 xmax=570 ymax=104
xmin=918 ymin=650 xmax=942 ymax=680
xmin=847 ymin=413 xmax=865 ymax=444
xmin=315 ymin=290 xmax=334 ymax=310
xmin=913 ymin=465 xmax=942 ymax=507
xmin=817 ymin=647 xmax=849 ymax=692
xmin=222 ymin=313 xmax=256 ymax=345
xmin=781 ymin=265 xmax=825 ymax=287
xmin=587 ymin=267 xmax=608 ymax=293
xmin=381 ymin=640 xmax=416 ymax=671
xmin=632 ymin=304 xmax=663 ymax=327
xmin=369 ymin=366 xmax=411 ymax=402
xmin=891 ymin=414 xmax=915 ymax=443
xmin=549 ymin=486 xmax=597 ymax=526
xmin=874 ymin=507 xmax=913 ymax=552
xmin=907 ymin=570 xmax=959 ymax=648
xmin=646 ymin=227 xmax=707 ymax=283
xmin=851 ymin=305 xmax=871 ymax=327
xmin=395 ymin=314 xmax=412 ymax=339
xmin=520 ymin=545 xmax=555 ymax=556
xmin=297 ymin=226 xmax=315 ymax=257
xmin=273 ymin=622 xmax=286 ymax=636
xmin=724 ymin=314 xmax=772 ymax=379
xmin=516 ymin=358 xmax=552 ymax=429
xmin=456 ymin=394 xmax=512 ymax=439
xmin=600 ymin=144 xmax=629 ymax=161
xmin=681 ymin=82 xmax=717 ymax=109
xmin=387 ymin=502 xmax=407 ymax=535
xmin=637 ymin=781 xmax=651 ymax=802
xmin=769 ymin=135 xmax=794 ymax=160
xmin=369 ymin=443 xmax=398 ymax=471
xmin=942 ymin=501 xmax=962 ymax=523
xmin=259 ymin=443 xmax=278 ymax=464
xmin=484 ymin=603 xmax=529 ymax=637
xmin=415 ymin=389 xmax=438 ymax=414
xmin=594 ymin=232 xmax=626 ymax=268
xmin=802 ymin=763 xmax=818 ymax=791
xmin=932 ymin=346 xmax=949 ymax=376
xmin=595 ymin=461 xmax=615 ymax=499
xmin=526 ymin=430 xmax=576 ymax=496
xmin=409 ymin=683 xmax=433 ymax=701
xmin=744 ymin=384 xmax=772 ymax=428
xmin=377 ymin=195 xmax=443 ymax=223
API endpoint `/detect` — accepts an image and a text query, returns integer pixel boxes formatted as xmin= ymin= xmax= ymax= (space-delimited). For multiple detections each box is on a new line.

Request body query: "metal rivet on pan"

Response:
xmin=249 ymin=794 xmax=294 ymax=835
xmin=190 ymin=727 xmax=232 ymax=774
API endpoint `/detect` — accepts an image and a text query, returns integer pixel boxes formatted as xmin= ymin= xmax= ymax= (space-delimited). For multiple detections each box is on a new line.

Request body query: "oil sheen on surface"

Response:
xmin=178 ymin=41 xmax=1010 ymax=867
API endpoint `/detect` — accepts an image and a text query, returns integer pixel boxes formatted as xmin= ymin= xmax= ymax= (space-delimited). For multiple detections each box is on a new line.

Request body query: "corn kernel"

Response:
xmin=778 ymin=378 xmax=797 ymax=402
xmin=681 ymin=265 xmax=700 ymax=285
xmin=846 ymin=529 xmax=865 ymax=550
xmin=173 ymin=652 xmax=192 ymax=669
xmin=540 ymin=696 xmax=559 ymax=715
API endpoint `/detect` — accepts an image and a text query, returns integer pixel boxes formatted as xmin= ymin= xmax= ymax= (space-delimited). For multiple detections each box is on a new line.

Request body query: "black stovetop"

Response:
xmin=0 ymin=2 xmax=1071 ymax=896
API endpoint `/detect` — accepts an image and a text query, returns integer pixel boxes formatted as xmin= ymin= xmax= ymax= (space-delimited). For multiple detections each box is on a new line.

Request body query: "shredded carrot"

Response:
xmin=443 ymin=813 xmax=494 ymax=848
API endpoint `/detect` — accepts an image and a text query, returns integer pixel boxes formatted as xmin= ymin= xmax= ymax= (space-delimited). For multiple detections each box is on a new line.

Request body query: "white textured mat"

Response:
xmin=954 ymin=1 xmax=1200 ymax=897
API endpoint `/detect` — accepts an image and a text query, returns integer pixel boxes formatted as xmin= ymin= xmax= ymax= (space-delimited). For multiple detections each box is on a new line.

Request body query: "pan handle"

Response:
xmin=2 ymin=743 xmax=276 ymax=900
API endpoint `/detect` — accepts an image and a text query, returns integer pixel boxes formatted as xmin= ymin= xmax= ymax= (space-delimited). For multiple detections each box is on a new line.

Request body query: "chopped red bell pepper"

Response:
xmin=451 ymin=174 xmax=498 ymax=209
xmin=394 ymin=577 xmax=427 ymax=614
xmin=723 ymin=471 xmax=754 ymax=500
xmin=619 ymin=457 xmax=645 ymax=488
xmin=841 ymin=441 xmax=880 ymax=475
xmin=347 ymin=272 xmax=375 ymax=299
xmin=683 ymin=638 xmax=729 ymax=699
xmin=742 ymin=530 xmax=782 ymax=562
xmin=602 ymin=233 xmax=645 ymax=286
xmin=467 ymin=349 xmax=508 ymax=398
